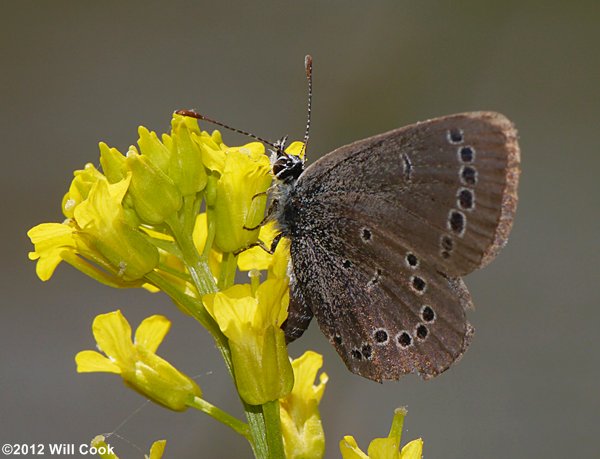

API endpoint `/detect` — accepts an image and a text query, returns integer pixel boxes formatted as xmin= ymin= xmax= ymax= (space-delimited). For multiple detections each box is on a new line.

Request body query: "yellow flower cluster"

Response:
xmin=27 ymin=113 xmax=422 ymax=459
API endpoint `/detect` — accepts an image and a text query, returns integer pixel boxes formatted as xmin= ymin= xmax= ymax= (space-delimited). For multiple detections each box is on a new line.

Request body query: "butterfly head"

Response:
xmin=270 ymin=136 xmax=305 ymax=184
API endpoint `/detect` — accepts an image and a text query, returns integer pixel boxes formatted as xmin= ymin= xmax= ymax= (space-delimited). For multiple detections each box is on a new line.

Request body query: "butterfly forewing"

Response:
xmin=293 ymin=112 xmax=520 ymax=276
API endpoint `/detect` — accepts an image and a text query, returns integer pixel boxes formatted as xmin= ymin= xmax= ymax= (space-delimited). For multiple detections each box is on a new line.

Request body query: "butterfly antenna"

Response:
xmin=301 ymin=54 xmax=313 ymax=158
xmin=175 ymin=109 xmax=279 ymax=150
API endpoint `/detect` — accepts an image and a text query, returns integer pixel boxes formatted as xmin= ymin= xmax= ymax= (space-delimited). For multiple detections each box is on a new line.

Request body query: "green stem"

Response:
xmin=148 ymin=261 xmax=273 ymax=459
xmin=218 ymin=251 xmax=238 ymax=291
xmin=159 ymin=214 xmax=280 ymax=459
xmin=146 ymin=271 xmax=234 ymax=376
xmin=188 ymin=396 xmax=251 ymax=441
xmin=262 ymin=400 xmax=285 ymax=459
xmin=244 ymin=405 xmax=269 ymax=459
xmin=166 ymin=214 xmax=217 ymax=296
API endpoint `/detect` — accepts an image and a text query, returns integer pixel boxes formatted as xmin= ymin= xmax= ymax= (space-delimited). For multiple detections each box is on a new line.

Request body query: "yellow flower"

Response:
xmin=203 ymin=279 xmax=293 ymax=405
xmin=280 ymin=351 xmax=328 ymax=459
xmin=90 ymin=436 xmax=166 ymax=459
xmin=76 ymin=310 xmax=201 ymax=411
xmin=61 ymin=163 xmax=106 ymax=219
xmin=340 ymin=408 xmax=423 ymax=459
xmin=28 ymin=175 xmax=159 ymax=283
xmin=207 ymin=142 xmax=272 ymax=254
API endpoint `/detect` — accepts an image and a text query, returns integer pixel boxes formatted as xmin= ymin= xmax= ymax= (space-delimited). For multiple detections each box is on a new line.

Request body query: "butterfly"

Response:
xmin=179 ymin=56 xmax=520 ymax=382
xmin=275 ymin=111 xmax=520 ymax=381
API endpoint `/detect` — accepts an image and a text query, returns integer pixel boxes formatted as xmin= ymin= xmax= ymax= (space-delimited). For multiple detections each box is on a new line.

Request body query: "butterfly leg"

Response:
xmin=243 ymin=198 xmax=279 ymax=231
xmin=233 ymin=239 xmax=272 ymax=256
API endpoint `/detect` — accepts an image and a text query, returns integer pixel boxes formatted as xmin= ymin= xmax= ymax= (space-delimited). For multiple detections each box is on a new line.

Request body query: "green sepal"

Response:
xmin=169 ymin=116 xmax=208 ymax=196
xmin=99 ymin=142 xmax=127 ymax=184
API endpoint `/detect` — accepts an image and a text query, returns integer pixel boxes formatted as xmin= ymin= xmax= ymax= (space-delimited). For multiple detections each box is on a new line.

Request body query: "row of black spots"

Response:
xmin=440 ymin=234 xmax=454 ymax=259
xmin=368 ymin=307 xmax=436 ymax=353
xmin=396 ymin=323 xmax=431 ymax=349
xmin=388 ymin=306 xmax=437 ymax=350
xmin=405 ymin=253 xmax=426 ymax=295
xmin=447 ymin=209 xmax=466 ymax=237
xmin=351 ymin=343 xmax=374 ymax=361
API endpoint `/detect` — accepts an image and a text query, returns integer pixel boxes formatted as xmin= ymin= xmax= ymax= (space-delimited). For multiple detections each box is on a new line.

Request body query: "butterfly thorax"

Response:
xmin=269 ymin=144 xmax=306 ymax=239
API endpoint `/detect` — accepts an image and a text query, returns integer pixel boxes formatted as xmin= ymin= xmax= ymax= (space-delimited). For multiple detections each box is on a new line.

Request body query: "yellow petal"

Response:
xmin=210 ymin=147 xmax=271 ymax=253
xmin=75 ymin=350 xmax=121 ymax=374
xmin=285 ymin=141 xmax=306 ymax=159
xmin=27 ymin=223 xmax=77 ymax=281
xmin=255 ymin=278 xmax=289 ymax=328
xmin=192 ymin=212 xmax=210 ymax=253
xmin=203 ymin=285 xmax=255 ymax=341
xmin=92 ymin=310 xmax=134 ymax=365
xmin=134 ymin=315 xmax=171 ymax=353
xmin=290 ymin=351 xmax=326 ymax=401
xmin=147 ymin=440 xmax=167 ymax=459
xmin=367 ymin=437 xmax=398 ymax=459
xmin=237 ymin=221 xmax=280 ymax=271
xmin=340 ymin=436 xmax=369 ymax=459
xmin=400 ymin=439 xmax=423 ymax=459
xmin=268 ymin=237 xmax=291 ymax=280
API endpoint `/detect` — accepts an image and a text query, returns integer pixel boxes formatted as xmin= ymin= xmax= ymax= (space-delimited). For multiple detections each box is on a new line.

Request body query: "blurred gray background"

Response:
xmin=2 ymin=2 xmax=598 ymax=458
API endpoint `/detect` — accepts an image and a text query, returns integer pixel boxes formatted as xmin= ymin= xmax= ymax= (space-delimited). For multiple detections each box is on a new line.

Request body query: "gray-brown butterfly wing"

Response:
xmin=280 ymin=112 xmax=520 ymax=380
xmin=288 ymin=215 xmax=475 ymax=381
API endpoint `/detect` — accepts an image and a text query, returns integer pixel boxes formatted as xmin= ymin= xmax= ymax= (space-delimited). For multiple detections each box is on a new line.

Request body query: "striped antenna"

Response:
xmin=301 ymin=54 xmax=313 ymax=158
xmin=177 ymin=55 xmax=314 ymax=156
xmin=175 ymin=109 xmax=279 ymax=151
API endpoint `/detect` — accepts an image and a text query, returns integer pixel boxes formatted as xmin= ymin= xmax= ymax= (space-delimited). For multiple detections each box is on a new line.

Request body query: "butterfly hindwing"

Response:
xmin=287 ymin=203 xmax=474 ymax=380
